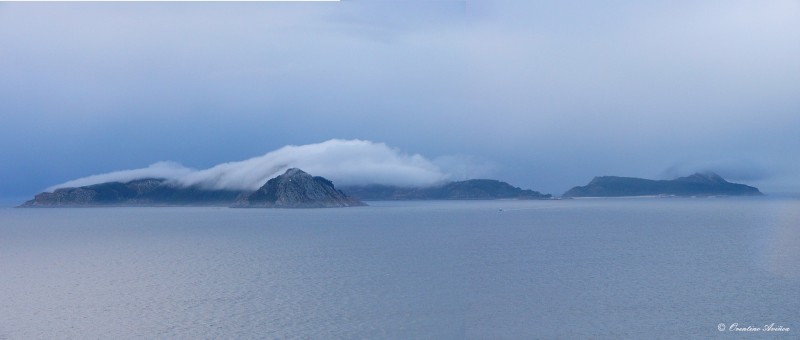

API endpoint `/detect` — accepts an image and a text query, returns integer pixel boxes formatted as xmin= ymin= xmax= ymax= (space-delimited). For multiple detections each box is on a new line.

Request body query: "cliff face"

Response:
xmin=562 ymin=172 xmax=763 ymax=197
xmin=340 ymin=179 xmax=552 ymax=200
xmin=19 ymin=179 xmax=244 ymax=207
xmin=234 ymin=168 xmax=365 ymax=208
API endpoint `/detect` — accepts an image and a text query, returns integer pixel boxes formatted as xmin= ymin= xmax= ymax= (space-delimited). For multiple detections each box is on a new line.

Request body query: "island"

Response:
xmin=18 ymin=178 xmax=243 ymax=207
xmin=19 ymin=168 xmax=553 ymax=207
xmin=562 ymin=172 xmax=762 ymax=197
xmin=19 ymin=168 xmax=364 ymax=208
xmin=339 ymin=179 xmax=552 ymax=200
xmin=233 ymin=168 xmax=365 ymax=208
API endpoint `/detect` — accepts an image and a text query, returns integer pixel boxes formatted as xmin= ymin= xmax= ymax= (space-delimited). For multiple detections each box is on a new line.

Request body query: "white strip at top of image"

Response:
xmin=13 ymin=0 xmax=341 ymax=2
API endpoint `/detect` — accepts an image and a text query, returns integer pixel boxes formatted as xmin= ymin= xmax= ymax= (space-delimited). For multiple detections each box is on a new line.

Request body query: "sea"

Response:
xmin=1 ymin=197 xmax=798 ymax=339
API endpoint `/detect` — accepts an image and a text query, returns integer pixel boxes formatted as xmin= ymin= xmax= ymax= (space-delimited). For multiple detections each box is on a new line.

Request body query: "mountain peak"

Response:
xmin=235 ymin=168 xmax=365 ymax=208
xmin=283 ymin=168 xmax=308 ymax=177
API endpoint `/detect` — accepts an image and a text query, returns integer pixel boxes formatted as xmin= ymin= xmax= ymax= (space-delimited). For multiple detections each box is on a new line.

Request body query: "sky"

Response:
xmin=1 ymin=0 xmax=799 ymax=201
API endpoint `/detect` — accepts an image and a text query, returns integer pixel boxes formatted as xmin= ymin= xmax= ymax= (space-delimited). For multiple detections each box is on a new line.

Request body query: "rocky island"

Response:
xmin=562 ymin=172 xmax=762 ymax=197
xmin=19 ymin=165 xmax=554 ymax=207
xmin=20 ymin=168 xmax=365 ymax=208
xmin=233 ymin=168 xmax=365 ymax=208
xmin=340 ymin=179 xmax=552 ymax=200
xmin=18 ymin=178 xmax=243 ymax=207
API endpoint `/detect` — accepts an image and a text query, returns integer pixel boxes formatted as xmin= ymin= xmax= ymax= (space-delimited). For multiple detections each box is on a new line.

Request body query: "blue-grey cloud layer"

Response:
xmin=1 ymin=0 xmax=798 ymax=197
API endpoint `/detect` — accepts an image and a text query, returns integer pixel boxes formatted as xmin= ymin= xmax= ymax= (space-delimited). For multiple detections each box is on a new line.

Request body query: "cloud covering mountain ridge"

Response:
xmin=48 ymin=139 xmax=455 ymax=191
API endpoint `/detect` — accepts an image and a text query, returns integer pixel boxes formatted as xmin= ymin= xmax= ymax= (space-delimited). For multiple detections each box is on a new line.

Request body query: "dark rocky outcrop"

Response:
xmin=234 ymin=168 xmax=365 ymax=208
xmin=19 ymin=179 xmax=244 ymax=207
xmin=341 ymin=179 xmax=552 ymax=200
xmin=562 ymin=172 xmax=762 ymax=197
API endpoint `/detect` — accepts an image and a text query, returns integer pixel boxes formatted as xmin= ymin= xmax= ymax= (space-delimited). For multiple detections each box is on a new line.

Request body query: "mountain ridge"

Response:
xmin=340 ymin=179 xmax=552 ymax=200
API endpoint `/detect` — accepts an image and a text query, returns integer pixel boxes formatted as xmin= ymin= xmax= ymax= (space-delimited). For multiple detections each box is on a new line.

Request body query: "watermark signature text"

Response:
xmin=718 ymin=323 xmax=790 ymax=332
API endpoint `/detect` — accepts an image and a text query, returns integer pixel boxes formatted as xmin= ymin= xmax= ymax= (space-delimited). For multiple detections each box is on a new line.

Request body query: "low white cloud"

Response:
xmin=661 ymin=159 xmax=769 ymax=182
xmin=49 ymin=139 xmax=456 ymax=191
xmin=433 ymin=155 xmax=497 ymax=181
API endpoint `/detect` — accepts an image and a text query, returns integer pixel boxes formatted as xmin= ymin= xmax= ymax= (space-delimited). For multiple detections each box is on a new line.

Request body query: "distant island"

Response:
xmin=340 ymin=179 xmax=551 ymax=200
xmin=20 ymin=168 xmax=364 ymax=209
xmin=19 ymin=178 xmax=243 ymax=207
xmin=562 ymin=172 xmax=762 ymax=197
xmin=18 ymin=168 xmax=549 ymax=207
xmin=19 ymin=169 xmax=763 ymax=207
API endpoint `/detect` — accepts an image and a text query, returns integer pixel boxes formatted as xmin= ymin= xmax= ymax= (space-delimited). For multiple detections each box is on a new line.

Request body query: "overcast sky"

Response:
xmin=1 ymin=0 xmax=798 ymax=200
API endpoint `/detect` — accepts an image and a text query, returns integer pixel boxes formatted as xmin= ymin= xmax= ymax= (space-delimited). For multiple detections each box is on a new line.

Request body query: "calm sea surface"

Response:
xmin=1 ymin=198 xmax=798 ymax=339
